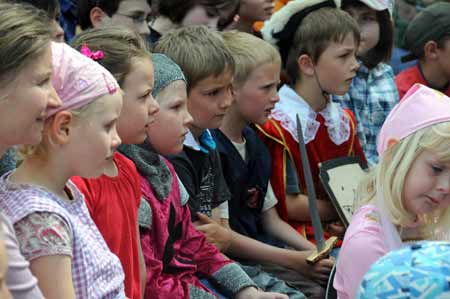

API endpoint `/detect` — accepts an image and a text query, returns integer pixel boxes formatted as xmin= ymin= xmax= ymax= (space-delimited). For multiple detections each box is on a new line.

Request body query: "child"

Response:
xmin=148 ymin=0 xmax=239 ymax=43
xmin=212 ymin=30 xmax=333 ymax=299
xmin=395 ymin=2 xmax=450 ymax=98
xmin=78 ymin=0 xmax=152 ymax=37
xmin=234 ymin=0 xmax=275 ymax=33
xmin=0 ymin=42 xmax=126 ymax=299
xmin=357 ymin=241 xmax=450 ymax=299
xmin=258 ymin=0 xmax=366 ymax=247
xmin=70 ymin=26 xmax=159 ymax=299
xmin=154 ymin=25 xmax=234 ymax=223
xmin=120 ymin=53 xmax=287 ymax=299
xmin=0 ymin=3 xmax=61 ymax=298
xmin=334 ymin=84 xmax=450 ymax=299
xmin=333 ymin=0 xmax=398 ymax=165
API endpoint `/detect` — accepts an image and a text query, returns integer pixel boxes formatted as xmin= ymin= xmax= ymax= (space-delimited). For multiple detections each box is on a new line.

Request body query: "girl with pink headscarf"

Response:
xmin=0 ymin=42 xmax=127 ymax=299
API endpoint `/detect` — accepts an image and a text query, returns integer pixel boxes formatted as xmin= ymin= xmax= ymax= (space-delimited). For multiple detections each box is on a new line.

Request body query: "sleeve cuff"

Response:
xmin=210 ymin=263 xmax=256 ymax=296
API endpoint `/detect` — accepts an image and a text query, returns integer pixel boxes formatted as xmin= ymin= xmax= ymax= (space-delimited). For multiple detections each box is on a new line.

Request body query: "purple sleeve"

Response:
xmin=1 ymin=213 xmax=44 ymax=299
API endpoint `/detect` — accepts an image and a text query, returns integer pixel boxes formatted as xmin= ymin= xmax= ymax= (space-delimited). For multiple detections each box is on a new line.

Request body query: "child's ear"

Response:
xmin=423 ymin=40 xmax=439 ymax=60
xmin=90 ymin=7 xmax=107 ymax=28
xmin=297 ymin=54 xmax=315 ymax=77
xmin=49 ymin=111 xmax=74 ymax=145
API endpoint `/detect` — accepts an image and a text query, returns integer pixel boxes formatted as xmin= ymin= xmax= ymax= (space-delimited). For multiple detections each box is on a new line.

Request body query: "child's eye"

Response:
xmin=206 ymin=89 xmax=220 ymax=97
xmin=140 ymin=91 xmax=151 ymax=100
xmin=431 ymin=165 xmax=444 ymax=174
xmin=38 ymin=77 xmax=50 ymax=87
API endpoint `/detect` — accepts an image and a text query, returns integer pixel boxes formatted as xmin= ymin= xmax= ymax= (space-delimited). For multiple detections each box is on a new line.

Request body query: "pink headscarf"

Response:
xmin=47 ymin=42 xmax=119 ymax=117
xmin=377 ymin=84 xmax=450 ymax=156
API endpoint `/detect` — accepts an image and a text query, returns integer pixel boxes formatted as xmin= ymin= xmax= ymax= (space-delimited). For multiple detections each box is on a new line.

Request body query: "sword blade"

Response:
xmin=296 ymin=114 xmax=326 ymax=251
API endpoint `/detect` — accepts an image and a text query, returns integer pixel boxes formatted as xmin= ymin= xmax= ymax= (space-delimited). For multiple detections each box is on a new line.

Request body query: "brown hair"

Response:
xmin=0 ymin=2 xmax=51 ymax=87
xmin=157 ymin=0 xmax=239 ymax=29
xmin=285 ymin=7 xmax=360 ymax=85
xmin=71 ymin=26 xmax=151 ymax=86
xmin=342 ymin=0 xmax=393 ymax=68
xmin=154 ymin=25 xmax=234 ymax=91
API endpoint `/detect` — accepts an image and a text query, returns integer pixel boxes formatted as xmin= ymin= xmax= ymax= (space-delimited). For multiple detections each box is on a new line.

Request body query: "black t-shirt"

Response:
xmin=167 ymin=146 xmax=230 ymax=220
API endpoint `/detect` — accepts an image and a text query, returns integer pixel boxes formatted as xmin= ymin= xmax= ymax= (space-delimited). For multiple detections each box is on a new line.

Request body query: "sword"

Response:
xmin=296 ymin=114 xmax=337 ymax=264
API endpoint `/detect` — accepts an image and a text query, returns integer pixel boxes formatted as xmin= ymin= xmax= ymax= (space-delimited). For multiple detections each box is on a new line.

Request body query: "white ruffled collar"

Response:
xmin=270 ymin=85 xmax=350 ymax=145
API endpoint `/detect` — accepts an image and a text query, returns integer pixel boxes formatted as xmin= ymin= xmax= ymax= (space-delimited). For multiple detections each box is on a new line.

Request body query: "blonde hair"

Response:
xmin=0 ymin=2 xmax=51 ymax=87
xmin=154 ymin=25 xmax=235 ymax=91
xmin=357 ymin=122 xmax=450 ymax=239
xmin=222 ymin=30 xmax=281 ymax=88
xmin=71 ymin=26 xmax=150 ymax=86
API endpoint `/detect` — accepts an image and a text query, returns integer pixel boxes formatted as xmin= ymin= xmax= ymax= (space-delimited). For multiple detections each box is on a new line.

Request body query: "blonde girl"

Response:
xmin=0 ymin=3 xmax=62 ymax=298
xmin=0 ymin=42 xmax=126 ymax=299
xmin=70 ymin=26 xmax=159 ymax=299
xmin=334 ymin=84 xmax=450 ymax=299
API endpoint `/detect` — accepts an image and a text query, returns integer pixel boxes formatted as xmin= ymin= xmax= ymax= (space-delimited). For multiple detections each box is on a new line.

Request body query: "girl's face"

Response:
xmin=181 ymin=5 xmax=220 ymax=29
xmin=117 ymin=56 xmax=159 ymax=144
xmin=67 ymin=92 xmax=123 ymax=178
xmin=146 ymin=81 xmax=193 ymax=155
xmin=233 ymin=62 xmax=280 ymax=125
xmin=403 ymin=150 xmax=450 ymax=217
xmin=344 ymin=4 xmax=380 ymax=57
xmin=0 ymin=44 xmax=61 ymax=150
xmin=239 ymin=0 xmax=275 ymax=23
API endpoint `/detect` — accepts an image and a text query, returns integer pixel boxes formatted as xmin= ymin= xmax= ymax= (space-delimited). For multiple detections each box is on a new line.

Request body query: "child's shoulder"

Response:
xmin=344 ymin=204 xmax=383 ymax=243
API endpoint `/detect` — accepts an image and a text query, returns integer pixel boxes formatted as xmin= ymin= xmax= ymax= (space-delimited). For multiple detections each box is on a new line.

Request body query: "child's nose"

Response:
xmin=437 ymin=175 xmax=450 ymax=194
xmin=148 ymin=95 xmax=160 ymax=116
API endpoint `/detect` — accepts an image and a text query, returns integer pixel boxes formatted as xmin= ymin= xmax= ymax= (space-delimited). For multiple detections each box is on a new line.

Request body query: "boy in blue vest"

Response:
xmin=212 ymin=30 xmax=334 ymax=299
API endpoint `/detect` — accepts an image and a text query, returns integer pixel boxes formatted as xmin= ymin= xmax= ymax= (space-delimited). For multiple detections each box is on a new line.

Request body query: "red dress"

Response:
xmin=72 ymin=152 xmax=142 ymax=299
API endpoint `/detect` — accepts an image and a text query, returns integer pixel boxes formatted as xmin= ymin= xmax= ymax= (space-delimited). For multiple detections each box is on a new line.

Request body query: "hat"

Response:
xmin=151 ymin=53 xmax=186 ymax=98
xmin=343 ymin=0 xmax=391 ymax=11
xmin=401 ymin=2 xmax=450 ymax=63
xmin=357 ymin=241 xmax=450 ymax=299
xmin=48 ymin=42 xmax=119 ymax=117
xmin=261 ymin=0 xmax=340 ymax=65
xmin=377 ymin=84 xmax=450 ymax=156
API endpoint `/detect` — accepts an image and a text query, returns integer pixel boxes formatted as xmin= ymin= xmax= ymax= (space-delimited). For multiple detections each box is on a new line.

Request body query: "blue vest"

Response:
xmin=212 ymin=127 xmax=282 ymax=248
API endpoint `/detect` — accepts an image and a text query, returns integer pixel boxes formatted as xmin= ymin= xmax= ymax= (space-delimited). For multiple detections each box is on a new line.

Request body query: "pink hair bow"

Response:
xmin=80 ymin=43 xmax=104 ymax=61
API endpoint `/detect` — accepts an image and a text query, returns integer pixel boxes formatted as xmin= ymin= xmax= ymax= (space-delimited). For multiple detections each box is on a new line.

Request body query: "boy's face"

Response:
xmin=147 ymin=80 xmax=193 ymax=155
xmin=436 ymin=39 xmax=450 ymax=81
xmin=108 ymin=0 xmax=151 ymax=36
xmin=314 ymin=33 xmax=359 ymax=96
xmin=239 ymin=0 xmax=275 ymax=22
xmin=181 ymin=5 xmax=220 ymax=29
xmin=187 ymin=69 xmax=233 ymax=134
xmin=233 ymin=62 xmax=280 ymax=125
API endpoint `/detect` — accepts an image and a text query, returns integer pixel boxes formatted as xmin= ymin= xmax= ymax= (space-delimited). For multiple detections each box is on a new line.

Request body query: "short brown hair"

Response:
xmin=285 ymin=7 xmax=360 ymax=85
xmin=154 ymin=25 xmax=235 ymax=91
xmin=0 ymin=2 xmax=51 ymax=86
xmin=157 ymin=0 xmax=239 ymax=29
xmin=71 ymin=26 xmax=150 ymax=86
xmin=222 ymin=30 xmax=281 ymax=87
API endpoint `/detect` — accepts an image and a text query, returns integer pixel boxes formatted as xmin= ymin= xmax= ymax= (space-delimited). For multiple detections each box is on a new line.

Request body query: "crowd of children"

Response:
xmin=0 ymin=0 xmax=450 ymax=298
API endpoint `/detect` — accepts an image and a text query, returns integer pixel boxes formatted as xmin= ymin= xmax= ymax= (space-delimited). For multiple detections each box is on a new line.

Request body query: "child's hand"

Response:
xmin=193 ymin=212 xmax=232 ymax=252
xmin=235 ymin=287 xmax=288 ymax=299
xmin=292 ymin=251 xmax=334 ymax=285
xmin=327 ymin=221 xmax=346 ymax=238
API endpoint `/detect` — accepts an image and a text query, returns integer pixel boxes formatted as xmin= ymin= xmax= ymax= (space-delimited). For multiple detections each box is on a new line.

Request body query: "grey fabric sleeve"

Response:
xmin=211 ymin=263 xmax=257 ymax=296
xmin=286 ymin=155 xmax=301 ymax=194
xmin=189 ymin=285 xmax=217 ymax=299
xmin=138 ymin=198 xmax=152 ymax=230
